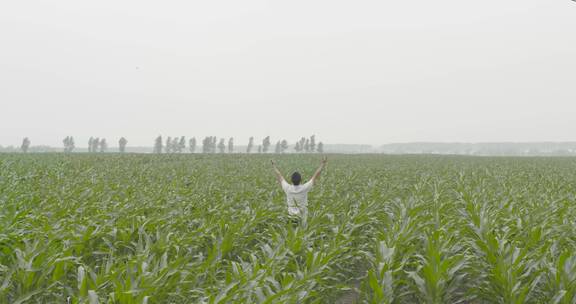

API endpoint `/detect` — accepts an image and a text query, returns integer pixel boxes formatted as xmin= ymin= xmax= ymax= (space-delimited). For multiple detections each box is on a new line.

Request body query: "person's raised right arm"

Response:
xmin=310 ymin=156 xmax=327 ymax=184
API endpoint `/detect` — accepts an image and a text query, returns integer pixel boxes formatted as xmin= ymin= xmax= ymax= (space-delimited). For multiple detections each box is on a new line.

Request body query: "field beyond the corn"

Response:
xmin=2 ymin=154 xmax=576 ymax=303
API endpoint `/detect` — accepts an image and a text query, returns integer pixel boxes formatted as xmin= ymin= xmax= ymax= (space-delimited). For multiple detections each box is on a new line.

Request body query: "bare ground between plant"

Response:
xmin=335 ymin=282 xmax=361 ymax=304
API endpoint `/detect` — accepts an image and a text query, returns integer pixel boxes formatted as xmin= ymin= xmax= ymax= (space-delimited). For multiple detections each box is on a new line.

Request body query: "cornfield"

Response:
xmin=1 ymin=154 xmax=576 ymax=303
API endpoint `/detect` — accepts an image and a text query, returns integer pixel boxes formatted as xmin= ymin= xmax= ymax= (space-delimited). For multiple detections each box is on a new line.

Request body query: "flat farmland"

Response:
xmin=1 ymin=154 xmax=576 ymax=303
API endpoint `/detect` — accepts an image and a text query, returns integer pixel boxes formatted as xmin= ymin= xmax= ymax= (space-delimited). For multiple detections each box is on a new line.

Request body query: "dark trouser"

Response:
xmin=289 ymin=216 xmax=301 ymax=226
xmin=288 ymin=214 xmax=307 ymax=228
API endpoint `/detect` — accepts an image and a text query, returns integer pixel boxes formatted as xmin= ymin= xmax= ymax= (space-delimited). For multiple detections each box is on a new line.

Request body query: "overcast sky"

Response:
xmin=1 ymin=0 xmax=575 ymax=147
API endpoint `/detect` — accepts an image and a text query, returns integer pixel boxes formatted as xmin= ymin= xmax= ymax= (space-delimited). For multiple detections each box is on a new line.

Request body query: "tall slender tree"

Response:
xmin=317 ymin=142 xmax=324 ymax=153
xmin=153 ymin=136 xmax=163 ymax=154
xmin=189 ymin=137 xmax=196 ymax=153
xmin=63 ymin=136 xmax=75 ymax=153
xmin=247 ymin=137 xmax=254 ymax=153
xmin=298 ymin=137 xmax=306 ymax=153
xmin=211 ymin=137 xmax=217 ymax=153
xmin=92 ymin=138 xmax=100 ymax=153
xmin=218 ymin=138 xmax=226 ymax=153
xmin=21 ymin=137 xmax=31 ymax=153
xmin=99 ymin=138 xmax=108 ymax=153
xmin=202 ymin=136 xmax=210 ymax=153
xmin=262 ymin=136 xmax=271 ymax=153
xmin=281 ymin=140 xmax=289 ymax=153
xmin=310 ymin=135 xmax=316 ymax=152
xmin=294 ymin=141 xmax=302 ymax=152
xmin=63 ymin=137 xmax=68 ymax=153
xmin=119 ymin=137 xmax=128 ymax=153
xmin=178 ymin=136 xmax=186 ymax=153
xmin=228 ymin=138 xmax=234 ymax=153
xmin=171 ymin=136 xmax=178 ymax=153
xmin=88 ymin=137 xmax=94 ymax=153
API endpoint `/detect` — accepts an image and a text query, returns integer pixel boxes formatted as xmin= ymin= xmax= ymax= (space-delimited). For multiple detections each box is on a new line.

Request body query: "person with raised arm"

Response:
xmin=271 ymin=156 xmax=327 ymax=225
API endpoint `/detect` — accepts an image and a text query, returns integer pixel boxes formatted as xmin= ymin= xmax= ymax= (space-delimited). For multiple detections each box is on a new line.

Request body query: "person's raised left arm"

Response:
xmin=271 ymin=160 xmax=286 ymax=185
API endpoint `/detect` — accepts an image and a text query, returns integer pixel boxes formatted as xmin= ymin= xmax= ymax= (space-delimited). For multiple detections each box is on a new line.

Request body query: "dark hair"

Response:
xmin=291 ymin=172 xmax=302 ymax=185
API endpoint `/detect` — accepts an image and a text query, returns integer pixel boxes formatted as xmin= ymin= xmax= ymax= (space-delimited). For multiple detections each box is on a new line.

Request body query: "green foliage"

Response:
xmin=0 ymin=154 xmax=575 ymax=303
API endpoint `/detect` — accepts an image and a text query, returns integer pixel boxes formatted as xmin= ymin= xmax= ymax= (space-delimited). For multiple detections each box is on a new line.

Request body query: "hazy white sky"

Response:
xmin=1 ymin=0 xmax=575 ymax=147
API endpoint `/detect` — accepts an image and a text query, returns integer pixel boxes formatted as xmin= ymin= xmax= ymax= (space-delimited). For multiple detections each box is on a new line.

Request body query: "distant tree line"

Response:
xmin=153 ymin=135 xmax=323 ymax=154
xmin=12 ymin=135 xmax=325 ymax=154
xmin=88 ymin=137 xmax=108 ymax=153
xmin=294 ymin=135 xmax=323 ymax=153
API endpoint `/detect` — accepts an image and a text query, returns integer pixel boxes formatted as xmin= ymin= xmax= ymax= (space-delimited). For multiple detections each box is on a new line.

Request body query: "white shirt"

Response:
xmin=281 ymin=180 xmax=313 ymax=218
